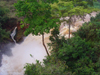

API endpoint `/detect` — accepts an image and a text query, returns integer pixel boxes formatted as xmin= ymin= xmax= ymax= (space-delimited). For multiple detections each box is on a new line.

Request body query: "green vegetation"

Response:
xmin=24 ymin=12 xmax=100 ymax=75
xmin=0 ymin=0 xmax=17 ymax=18
xmin=0 ymin=0 xmax=29 ymax=43
xmin=73 ymin=13 xmax=100 ymax=42
xmin=93 ymin=1 xmax=100 ymax=9
xmin=22 ymin=0 xmax=100 ymax=75
xmin=24 ymin=59 xmax=72 ymax=75
xmin=14 ymin=0 xmax=59 ymax=56
xmin=0 ymin=7 xmax=10 ymax=42
xmin=0 ymin=0 xmax=100 ymax=74
xmin=48 ymin=12 xmax=100 ymax=74
xmin=50 ymin=0 xmax=98 ymax=38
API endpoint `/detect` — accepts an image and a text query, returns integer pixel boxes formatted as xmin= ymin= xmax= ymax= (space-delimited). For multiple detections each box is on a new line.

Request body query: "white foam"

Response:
xmin=0 ymin=12 xmax=98 ymax=75
xmin=0 ymin=34 xmax=47 ymax=75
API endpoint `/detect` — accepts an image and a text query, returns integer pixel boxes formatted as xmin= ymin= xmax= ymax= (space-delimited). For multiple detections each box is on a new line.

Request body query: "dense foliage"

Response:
xmin=24 ymin=12 xmax=100 ymax=74
xmin=47 ymin=12 xmax=100 ymax=74
xmin=93 ymin=1 xmax=100 ymax=9
xmin=24 ymin=59 xmax=72 ymax=75
xmin=14 ymin=0 xmax=59 ymax=36
xmin=1 ymin=1 xmax=100 ymax=75
xmin=50 ymin=0 xmax=98 ymax=38
xmin=73 ymin=12 xmax=100 ymax=42
xmin=14 ymin=0 xmax=60 ymax=56
xmin=51 ymin=0 xmax=98 ymax=17
xmin=15 ymin=0 xmax=100 ymax=75
xmin=0 ymin=7 xmax=10 ymax=42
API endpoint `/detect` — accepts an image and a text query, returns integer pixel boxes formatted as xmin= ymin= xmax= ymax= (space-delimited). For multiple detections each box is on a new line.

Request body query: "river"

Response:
xmin=0 ymin=12 xmax=98 ymax=75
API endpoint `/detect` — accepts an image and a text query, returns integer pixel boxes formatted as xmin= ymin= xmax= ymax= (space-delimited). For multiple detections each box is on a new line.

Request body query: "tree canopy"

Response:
xmin=50 ymin=0 xmax=98 ymax=38
xmin=20 ymin=0 xmax=100 ymax=75
xmin=14 ymin=0 xmax=59 ymax=56
xmin=14 ymin=0 xmax=59 ymax=36
xmin=51 ymin=0 xmax=97 ymax=16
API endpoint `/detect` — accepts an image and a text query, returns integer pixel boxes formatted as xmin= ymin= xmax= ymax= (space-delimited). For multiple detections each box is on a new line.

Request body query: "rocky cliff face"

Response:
xmin=3 ymin=18 xmax=29 ymax=43
xmin=15 ymin=21 xmax=29 ymax=43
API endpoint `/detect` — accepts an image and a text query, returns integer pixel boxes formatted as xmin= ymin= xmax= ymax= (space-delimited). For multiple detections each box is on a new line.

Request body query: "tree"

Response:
xmin=24 ymin=58 xmax=71 ymax=75
xmin=14 ymin=0 xmax=59 ymax=56
xmin=73 ymin=12 xmax=100 ymax=42
xmin=51 ymin=0 xmax=98 ymax=38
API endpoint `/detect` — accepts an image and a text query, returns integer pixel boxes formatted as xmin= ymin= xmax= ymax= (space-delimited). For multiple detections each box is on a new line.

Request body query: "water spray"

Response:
xmin=10 ymin=27 xmax=17 ymax=43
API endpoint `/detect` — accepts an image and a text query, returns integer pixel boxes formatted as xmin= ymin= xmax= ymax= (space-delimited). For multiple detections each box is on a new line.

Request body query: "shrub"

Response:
xmin=93 ymin=1 xmax=100 ymax=9
xmin=49 ymin=27 xmax=100 ymax=74
xmin=24 ymin=58 xmax=72 ymax=75
xmin=0 ymin=7 xmax=10 ymax=42
xmin=0 ymin=24 xmax=10 ymax=42
xmin=73 ymin=13 xmax=100 ymax=42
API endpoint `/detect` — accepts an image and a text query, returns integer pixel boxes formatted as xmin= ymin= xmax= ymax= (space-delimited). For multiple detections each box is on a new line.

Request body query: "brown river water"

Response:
xmin=0 ymin=12 xmax=98 ymax=75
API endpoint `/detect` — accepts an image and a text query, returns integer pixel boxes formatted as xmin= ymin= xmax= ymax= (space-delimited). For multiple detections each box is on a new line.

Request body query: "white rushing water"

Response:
xmin=0 ymin=12 xmax=98 ymax=75
xmin=10 ymin=27 xmax=17 ymax=43
xmin=0 ymin=34 xmax=48 ymax=75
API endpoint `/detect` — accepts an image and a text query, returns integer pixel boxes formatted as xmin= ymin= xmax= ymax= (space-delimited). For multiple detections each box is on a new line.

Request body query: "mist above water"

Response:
xmin=0 ymin=12 xmax=98 ymax=75
xmin=0 ymin=34 xmax=48 ymax=75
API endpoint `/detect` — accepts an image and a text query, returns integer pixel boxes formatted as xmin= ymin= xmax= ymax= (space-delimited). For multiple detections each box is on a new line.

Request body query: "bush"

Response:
xmin=48 ymin=23 xmax=100 ymax=74
xmin=93 ymin=1 xmax=100 ymax=9
xmin=0 ymin=7 xmax=10 ymax=42
xmin=73 ymin=13 xmax=100 ymax=42
xmin=24 ymin=7 xmax=100 ymax=75
xmin=24 ymin=57 xmax=72 ymax=75
xmin=49 ymin=36 xmax=100 ymax=74
xmin=0 ymin=24 xmax=10 ymax=42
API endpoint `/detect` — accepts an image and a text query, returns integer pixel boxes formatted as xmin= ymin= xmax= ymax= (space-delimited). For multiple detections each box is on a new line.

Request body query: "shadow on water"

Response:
xmin=0 ymin=36 xmax=26 ymax=67
xmin=0 ymin=42 xmax=15 ymax=67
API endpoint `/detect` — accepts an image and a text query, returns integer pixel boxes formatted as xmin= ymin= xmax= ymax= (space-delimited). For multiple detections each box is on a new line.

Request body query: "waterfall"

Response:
xmin=0 ymin=12 xmax=98 ymax=75
xmin=10 ymin=27 xmax=17 ymax=43
xmin=0 ymin=34 xmax=49 ymax=75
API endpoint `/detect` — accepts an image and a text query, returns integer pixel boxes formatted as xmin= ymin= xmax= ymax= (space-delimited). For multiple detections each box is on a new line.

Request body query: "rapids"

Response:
xmin=0 ymin=12 xmax=98 ymax=75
